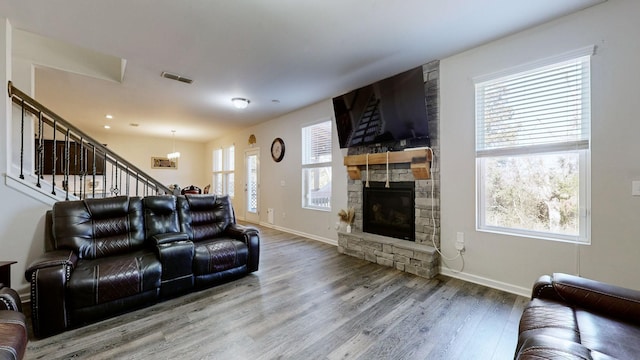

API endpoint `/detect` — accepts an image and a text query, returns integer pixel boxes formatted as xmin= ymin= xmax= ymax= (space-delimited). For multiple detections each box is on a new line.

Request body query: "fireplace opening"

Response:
xmin=363 ymin=181 xmax=415 ymax=241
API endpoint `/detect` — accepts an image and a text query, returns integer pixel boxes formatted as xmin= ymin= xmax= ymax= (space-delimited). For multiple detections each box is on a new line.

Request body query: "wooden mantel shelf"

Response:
xmin=343 ymin=148 xmax=433 ymax=180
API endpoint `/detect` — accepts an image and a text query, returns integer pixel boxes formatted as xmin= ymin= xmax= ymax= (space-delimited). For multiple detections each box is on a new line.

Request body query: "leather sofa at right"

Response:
xmin=0 ymin=285 xmax=27 ymax=360
xmin=515 ymin=273 xmax=640 ymax=359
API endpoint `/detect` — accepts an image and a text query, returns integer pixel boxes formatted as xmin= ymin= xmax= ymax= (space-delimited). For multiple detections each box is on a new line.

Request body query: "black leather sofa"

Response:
xmin=0 ymin=285 xmax=27 ymax=360
xmin=26 ymin=194 xmax=259 ymax=338
xmin=515 ymin=273 xmax=640 ymax=359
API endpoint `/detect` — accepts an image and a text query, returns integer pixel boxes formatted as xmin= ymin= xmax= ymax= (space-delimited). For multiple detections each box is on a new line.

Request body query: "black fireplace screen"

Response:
xmin=363 ymin=181 xmax=415 ymax=241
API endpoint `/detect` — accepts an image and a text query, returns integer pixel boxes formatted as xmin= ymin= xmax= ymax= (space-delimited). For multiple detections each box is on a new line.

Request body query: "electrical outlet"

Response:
xmin=455 ymin=232 xmax=465 ymax=251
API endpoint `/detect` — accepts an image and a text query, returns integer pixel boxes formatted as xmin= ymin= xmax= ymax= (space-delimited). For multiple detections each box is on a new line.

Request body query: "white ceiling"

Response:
xmin=0 ymin=0 xmax=606 ymax=142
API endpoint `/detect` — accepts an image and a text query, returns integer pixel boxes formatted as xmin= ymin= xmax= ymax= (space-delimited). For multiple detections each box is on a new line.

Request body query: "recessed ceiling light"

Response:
xmin=129 ymin=123 xmax=139 ymax=127
xmin=105 ymin=114 xmax=113 ymax=119
xmin=271 ymin=99 xmax=280 ymax=104
xmin=104 ymin=125 xmax=111 ymax=129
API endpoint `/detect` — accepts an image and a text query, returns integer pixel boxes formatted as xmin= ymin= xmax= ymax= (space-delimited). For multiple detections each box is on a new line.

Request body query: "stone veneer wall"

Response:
xmin=337 ymin=60 xmax=440 ymax=279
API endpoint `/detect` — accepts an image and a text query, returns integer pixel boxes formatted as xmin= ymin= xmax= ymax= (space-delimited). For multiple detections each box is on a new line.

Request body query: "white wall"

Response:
xmin=1 ymin=19 xmax=53 ymax=295
xmin=206 ymin=100 xmax=348 ymax=244
xmin=440 ymin=0 xmax=640 ymax=294
xmin=99 ymin=132 xmax=208 ymax=191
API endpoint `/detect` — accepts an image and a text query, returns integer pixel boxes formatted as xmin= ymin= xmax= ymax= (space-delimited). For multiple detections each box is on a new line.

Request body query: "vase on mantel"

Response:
xmin=346 ymin=224 xmax=352 ymax=233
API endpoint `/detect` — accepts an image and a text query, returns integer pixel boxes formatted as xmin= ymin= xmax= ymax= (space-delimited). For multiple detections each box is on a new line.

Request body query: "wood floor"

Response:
xmin=25 ymin=226 xmax=528 ymax=360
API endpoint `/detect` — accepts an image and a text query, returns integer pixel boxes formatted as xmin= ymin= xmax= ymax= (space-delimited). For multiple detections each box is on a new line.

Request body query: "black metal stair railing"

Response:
xmin=7 ymin=81 xmax=172 ymax=200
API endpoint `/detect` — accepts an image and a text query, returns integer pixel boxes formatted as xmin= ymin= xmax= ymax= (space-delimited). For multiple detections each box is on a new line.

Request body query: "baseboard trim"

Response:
xmin=258 ymin=222 xmax=338 ymax=246
xmin=439 ymin=268 xmax=530 ymax=298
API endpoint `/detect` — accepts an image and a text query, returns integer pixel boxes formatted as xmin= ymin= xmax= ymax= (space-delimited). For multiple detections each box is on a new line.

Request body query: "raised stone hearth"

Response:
xmin=338 ymin=230 xmax=439 ymax=278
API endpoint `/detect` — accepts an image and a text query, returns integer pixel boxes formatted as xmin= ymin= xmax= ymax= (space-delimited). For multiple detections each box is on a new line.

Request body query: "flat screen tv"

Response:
xmin=332 ymin=66 xmax=429 ymax=149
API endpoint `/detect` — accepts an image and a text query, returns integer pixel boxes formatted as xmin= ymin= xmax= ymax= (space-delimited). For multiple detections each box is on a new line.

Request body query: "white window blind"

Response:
xmin=213 ymin=149 xmax=223 ymax=171
xmin=302 ymin=121 xmax=332 ymax=165
xmin=212 ymin=145 xmax=234 ymax=197
xmin=227 ymin=146 xmax=234 ymax=171
xmin=476 ymin=53 xmax=591 ymax=158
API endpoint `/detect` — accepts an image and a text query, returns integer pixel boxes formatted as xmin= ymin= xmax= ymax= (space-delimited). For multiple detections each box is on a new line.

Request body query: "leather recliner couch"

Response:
xmin=515 ymin=273 xmax=640 ymax=359
xmin=26 ymin=194 xmax=259 ymax=338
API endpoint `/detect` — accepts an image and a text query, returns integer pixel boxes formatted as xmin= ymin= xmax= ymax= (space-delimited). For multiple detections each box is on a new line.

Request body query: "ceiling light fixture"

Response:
xmin=232 ymin=97 xmax=250 ymax=109
xmin=167 ymin=130 xmax=181 ymax=159
xmin=105 ymin=114 xmax=113 ymax=119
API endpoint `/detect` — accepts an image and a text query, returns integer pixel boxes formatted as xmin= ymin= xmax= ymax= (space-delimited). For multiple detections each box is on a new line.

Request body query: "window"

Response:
xmin=302 ymin=120 xmax=332 ymax=210
xmin=475 ymin=47 xmax=592 ymax=243
xmin=212 ymin=145 xmax=235 ymax=197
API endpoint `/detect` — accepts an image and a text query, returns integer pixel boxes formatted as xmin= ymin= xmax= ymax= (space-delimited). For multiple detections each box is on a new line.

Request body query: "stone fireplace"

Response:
xmin=337 ymin=60 xmax=440 ymax=279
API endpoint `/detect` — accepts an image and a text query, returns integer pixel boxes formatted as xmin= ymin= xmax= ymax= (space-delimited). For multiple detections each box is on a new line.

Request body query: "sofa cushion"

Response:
xmin=575 ymin=309 xmax=640 ymax=359
xmin=518 ymin=298 xmax=580 ymax=347
xmin=178 ymin=195 xmax=234 ymax=242
xmin=193 ymin=239 xmax=248 ymax=275
xmin=143 ymin=196 xmax=181 ymax=239
xmin=53 ymin=196 xmax=145 ymax=259
xmin=518 ymin=297 xmax=640 ymax=360
xmin=68 ymin=250 xmax=161 ymax=308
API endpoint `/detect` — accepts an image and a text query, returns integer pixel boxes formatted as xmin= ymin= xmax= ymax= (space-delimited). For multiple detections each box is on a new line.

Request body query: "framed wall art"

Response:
xmin=151 ymin=157 xmax=178 ymax=169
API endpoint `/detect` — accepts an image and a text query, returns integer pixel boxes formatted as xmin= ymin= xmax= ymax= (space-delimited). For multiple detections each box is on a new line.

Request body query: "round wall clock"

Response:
xmin=271 ymin=137 xmax=285 ymax=162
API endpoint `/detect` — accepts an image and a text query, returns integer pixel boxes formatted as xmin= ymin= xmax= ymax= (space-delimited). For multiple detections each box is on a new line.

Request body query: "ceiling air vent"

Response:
xmin=161 ymin=71 xmax=193 ymax=84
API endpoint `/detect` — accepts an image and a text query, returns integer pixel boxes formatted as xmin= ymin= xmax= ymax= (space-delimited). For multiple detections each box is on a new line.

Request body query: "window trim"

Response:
xmin=474 ymin=48 xmax=593 ymax=244
xmin=301 ymin=118 xmax=332 ymax=211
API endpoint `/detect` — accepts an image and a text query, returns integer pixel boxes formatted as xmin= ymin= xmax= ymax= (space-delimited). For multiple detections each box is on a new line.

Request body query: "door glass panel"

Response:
xmin=247 ymin=154 xmax=258 ymax=213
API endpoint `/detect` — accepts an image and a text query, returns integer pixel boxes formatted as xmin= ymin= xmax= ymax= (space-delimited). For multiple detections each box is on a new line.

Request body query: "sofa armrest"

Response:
xmin=25 ymin=250 xmax=78 ymax=281
xmin=225 ymin=223 xmax=260 ymax=273
xmin=152 ymin=232 xmax=189 ymax=245
xmin=151 ymin=232 xmax=194 ymax=297
xmin=515 ymin=334 xmax=592 ymax=360
xmin=549 ymin=273 xmax=640 ymax=323
xmin=0 ymin=286 xmax=22 ymax=312
xmin=531 ymin=275 xmax=561 ymax=301
xmin=24 ymin=250 xmax=77 ymax=338
xmin=225 ymin=223 xmax=259 ymax=240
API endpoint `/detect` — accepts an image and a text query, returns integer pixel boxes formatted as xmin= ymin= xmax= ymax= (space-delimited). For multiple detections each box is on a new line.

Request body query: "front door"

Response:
xmin=244 ymin=148 xmax=260 ymax=224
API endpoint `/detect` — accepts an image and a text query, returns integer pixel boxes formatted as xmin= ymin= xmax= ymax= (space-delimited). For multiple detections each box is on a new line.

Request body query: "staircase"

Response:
xmin=7 ymin=81 xmax=171 ymax=202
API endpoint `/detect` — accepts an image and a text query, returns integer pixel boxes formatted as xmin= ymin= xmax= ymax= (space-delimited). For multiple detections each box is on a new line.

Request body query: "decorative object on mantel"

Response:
xmin=338 ymin=208 xmax=355 ymax=233
xmin=343 ymin=148 xmax=433 ymax=180
xmin=248 ymin=134 xmax=256 ymax=146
